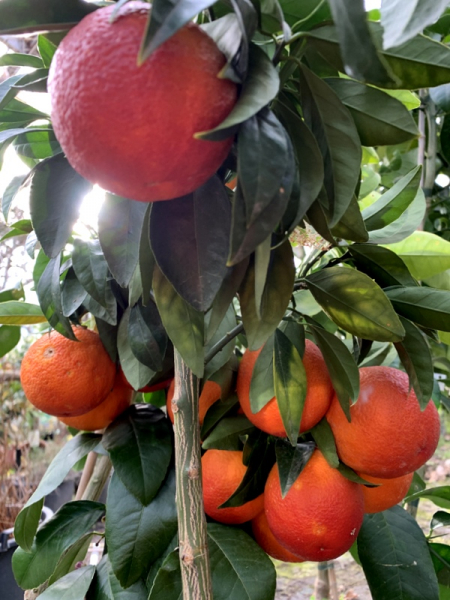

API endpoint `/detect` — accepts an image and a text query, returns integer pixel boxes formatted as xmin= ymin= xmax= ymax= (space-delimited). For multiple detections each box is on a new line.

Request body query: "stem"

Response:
xmin=173 ymin=350 xmax=212 ymax=600
xmin=75 ymin=452 xmax=97 ymax=501
xmin=81 ymin=455 xmax=112 ymax=502
xmin=204 ymin=323 xmax=244 ymax=365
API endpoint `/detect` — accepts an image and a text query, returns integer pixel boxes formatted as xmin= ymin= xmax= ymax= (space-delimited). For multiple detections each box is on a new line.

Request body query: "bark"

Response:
xmin=172 ymin=349 xmax=213 ymax=600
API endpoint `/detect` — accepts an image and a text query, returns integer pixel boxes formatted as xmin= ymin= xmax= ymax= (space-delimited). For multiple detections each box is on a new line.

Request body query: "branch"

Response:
xmin=204 ymin=323 xmax=244 ymax=365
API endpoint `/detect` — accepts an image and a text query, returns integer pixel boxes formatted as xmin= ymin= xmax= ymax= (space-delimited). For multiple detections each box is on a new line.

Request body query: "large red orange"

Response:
xmin=326 ymin=366 xmax=440 ymax=479
xmin=48 ymin=2 xmax=237 ymax=202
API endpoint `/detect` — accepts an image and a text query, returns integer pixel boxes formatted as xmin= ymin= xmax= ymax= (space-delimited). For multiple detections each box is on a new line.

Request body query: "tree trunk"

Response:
xmin=172 ymin=350 xmax=213 ymax=600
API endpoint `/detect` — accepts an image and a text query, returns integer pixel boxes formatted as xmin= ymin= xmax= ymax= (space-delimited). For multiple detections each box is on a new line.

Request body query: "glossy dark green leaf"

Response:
xmin=72 ymin=239 xmax=115 ymax=311
xmin=310 ymin=419 xmax=339 ymax=468
xmin=386 ymin=286 xmax=450 ymax=332
xmin=0 ymin=324 xmax=20 ymax=357
xmin=201 ymin=394 xmax=240 ymax=441
xmin=150 ymin=176 xmax=231 ymax=311
xmin=153 ymin=266 xmax=204 ymax=377
xmin=306 ymin=198 xmax=337 ymax=245
xmin=328 ymin=0 xmax=396 ymax=86
xmin=429 ymin=543 xmax=450 ymax=590
xmin=61 ymin=268 xmax=87 ymax=317
xmin=98 ymin=195 xmax=148 ymax=288
xmin=306 ymin=266 xmax=405 ymax=342
xmin=430 ymin=83 xmax=450 ymax=113
xmin=106 ymin=469 xmax=177 ymax=587
xmin=201 ymin=14 xmax=243 ymax=83
xmin=307 ymin=318 xmax=359 ymax=419
xmin=128 ymin=301 xmax=167 ymax=372
xmin=358 ymin=506 xmax=439 ymax=600
xmin=0 ymin=0 xmax=98 ymax=34
xmin=275 ymin=440 xmax=315 ymax=498
xmin=249 ymin=333 xmax=275 ymax=413
xmin=237 ymin=110 xmax=290 ymax=227
xmin=394 ymin=316 xmax=433 ymax=408
xmin=2 ymin=172 xmax=29 ymax=220
xmin=279 ymin=0 xmax=331 ymax=29
xmin=204 ymin=304 xmax=237 ymax=379
xmin=405 ymin=486 xmax=450 ymax=509
xmin=103 ymin=404 xmax=172 ymax=506
xmin=349 ymin=244 xmax=418 ymax=288
xmin=84 ymin=292 xmax=117 ymax=327
xmin=87 ymin=554 xmax=148 ymax=600
xmin=38 ymin=565 xmax=96 ymax=600
xmin=362 ymin=166 xmax=421 ymax=232
xmin=198 ymin=44 xmax=279 ymax=141
xmin=253 ymin=237 xmax=271 ymax=320
xmin=381 ymin=0 xmax=449 ymax=49
xmin=147 ymin=551 xmax=182 ymax=600
xmin=137 ymin=203 xmax=153 ymax=306
xmin=368 ymin=188 xmax=426 ymax=245
xmin=299 ymin=65 xmax=361 ymax=227
xmin=48 ymin=532 xmax=96 ymax=586
xmin=207 ymin=523 xmax=277 ymax=600
xmin=331 ymin=194 xmax=369 ymax=243
xmin=273 ymin=328 xmax=307 ymax=446
xmin=307 ymin=22 xmax=450 ymax=89
xmin=325 ymin=78 xmax=418 ymax=146
xmin=37 ymin=254 xmax=76 ymax=338
xmin=202 ymin=415 xmax=254 ymax=450
xmin=240 ymin=240 xmax=295 ymax=350
xmin=12 ymin=501 xmax=104 ymax=590
xmin=14 ymin=128 xmax=60 ymax=159
xmin=30 ymin=154 xmax=91 ymax=258
xmin=338 ymin=462 xmax=378 ymax=485
xmin=14 ymin=433 xmax=101 ymax=551
xmin=431 ymin=512 xmax=450 ymax=533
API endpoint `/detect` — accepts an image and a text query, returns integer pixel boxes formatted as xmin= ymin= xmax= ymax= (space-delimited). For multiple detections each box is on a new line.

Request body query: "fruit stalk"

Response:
xmin=173 ymin=349 xmax=213 ymax=600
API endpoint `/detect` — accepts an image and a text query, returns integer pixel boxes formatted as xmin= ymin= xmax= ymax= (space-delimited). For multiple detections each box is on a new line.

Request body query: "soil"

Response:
xmin=274 ymin=412 xmax=450 ymax=600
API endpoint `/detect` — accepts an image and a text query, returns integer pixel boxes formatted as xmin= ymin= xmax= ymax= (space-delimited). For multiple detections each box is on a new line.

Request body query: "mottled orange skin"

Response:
xmin=166 ymin=379 xmax=221 ymax=426
xmin=59 ymin=373 xmax=133 ymax=431
xmin=326 ymin=366 xmax=440 ymax=479
xmin=358 ymin=471 xmax=414 ymax=514
xmin=236 ymin=340 xmax=334 ymax=437
xmin=251 ymin=511 xmax=305 ymax=563
xmin=202 ymin=449 xmax=264 ymax=525
xmin=48 ymin=2 xmax=237 ymax=202
xmin=264 ymin=451 xmax=364 ymax=562
xmin=20 ymin=327 xmax=115 ymax=417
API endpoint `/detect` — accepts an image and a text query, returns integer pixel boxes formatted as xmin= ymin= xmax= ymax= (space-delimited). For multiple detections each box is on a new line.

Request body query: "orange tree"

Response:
xmin=3 ymin=1 xmax=450 ymax=599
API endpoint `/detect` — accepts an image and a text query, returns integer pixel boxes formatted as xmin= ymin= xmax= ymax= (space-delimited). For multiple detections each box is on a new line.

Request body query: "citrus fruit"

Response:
xmin=264 ymin=450 xmax=364 ymax=562
xmin=236 ymin=339 xmax=334 ymax=437
xmin=166 ymin=379 xmax=221 ymax=425
xmin=326 ymin=366 xmax=440 ymax=478
xmin=59 ymin=372 xmax=133 ymax=431
xmin=358 ymin=472 xmax=414 ymax=514
xmin=48 ymin=2 xmax=238 ymax=202
xmin=202 ymin=449 xmax=264 ymax=525
xmin=251 ymin=511 xmax=305 ymax=563
xmin=20 ymin=326 xmax=115 ymax=417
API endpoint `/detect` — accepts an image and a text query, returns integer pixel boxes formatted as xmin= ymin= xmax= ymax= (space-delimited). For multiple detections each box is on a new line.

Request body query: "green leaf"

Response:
xmin=361 ymin=166 xmax=421 ymax=232
xmin=153 ymin=266 xmax=204 ymax=377
xmin=331 ymin=194 xmax=369 ymax=243
xmin=12 ymin=501 xmax=104 ymax=590
xmin=117 ymin=308 xmax=155 ymax=389
xmin=106 ymin=469 xmax=177 ymax=588
xmin=358 ymin=506 xmax=439 ymax=600
xmin=299 ymin=65 xmax=362 ymax=227
xmin=0 ymin=53 xmax=43 ymax=68
xmin=406 ymin=486 xmax=450 ymax=509
xmin=0 ymin=324 xmax=20 ymax=356
xmin=0 ymin=98 xmax=48 ymax=128
xmin=150 ymin=176 xmax=231 ymax=311
xmin=395 ymin=316 xmax=434 ymax=408
xmin=429 ymin=543 xmax=450 ymax=590
xmin=349 ymin=243 xmax=418 ymax=288
xmin=38 ymin=34 xmax=58 ymax=67
xmin=2 ymin=172 xmax=29 ymax=220
xmin=103 ymin=404 xmax=173 ymax=506
xmin=273 ymin=328 xmax=307 ymax=446
xmin=207 ymin=523 xmax=277 ymax=600
xmin=87 ymin=554 xmax=148 ymax=600
xmin=202 ymin=415 xmax=254 ymax=450
xmin=148 ymin=551 xmax=182 ymax=600
xmin=72 ymin=239 xmax=115 ymax=312
xmin=328 ymin=0 xmax=396 ymax=86
xmin=0 ymin=77 xmax=24 ymax=111
xmin=197 ymin=44 xmax=279 ymax=141
xmin=368 ymin=188 xmax=426 ymax=245
xmin=240 ymin=240 xmax=295 ymax=350
xmin=14 ymin=128 xmax=61 ymax=159
xmin=37 ymin=254 xmax=76 ymax=338
xmin=381 ymin=0 xmax=450 ymax=49
xmin=30 ymin=153 xmax=92 ymax=258
xmin=0 ymin=0 xmax=98 ymax=34
xmin=204 ymin=304 xmax=237 ymax=379
xmin=37 ymin=565 xmax=96 ymax=600
xmin=275 ymin=440 xmax=315 ymax=498
xmin=201 ymin=14 xmax=243 ymax=82
xmin=48 ymin=532 xmax=96 ymax=586
xmin=61 ymin=268 xmax=87 ymax=317
xmin=385 ymin=231 xmax=450 ymax=280
xmin=431 ymin=511 xmax=450 ymax=533
xmin=325 ymin=78 xmax=418 ymax=146
xmin=98 ymin=194 xmax=148 ymax=288
xmin=306 ymin=266 xmax=405 ymax=342
xmin=310 ymin=419 xmax=339 ymax=468
xmin=307 ymin=318 xmax=359 ymax=418
xmin=249 ymin=334 xmax=275 ymax=413
xmin=0 ymin=285 xmax=24 ymax=303
xmin=128 ymin=301 xmax=167 ymax=372
xmin=14 ymin=433 xmax=101 ymax=551
xmin=430 ymin=83 xmax=450 ymax=112
xmin=386 ymin=286 xmax=450 ymax=332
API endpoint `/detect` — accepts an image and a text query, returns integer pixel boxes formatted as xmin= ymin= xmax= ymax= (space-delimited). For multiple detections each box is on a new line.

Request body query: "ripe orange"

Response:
xmin=264 ymin=450 xmax=364 ymax=562
xmin=202 ymin=449 xmax=264 ymax=525
xmin=59 ymin=372 xmax=133 ymax=431
xmin=48 ymin=2 xmax=238 ymax=203
xmin=251 ymin=511 xmax=305 ymax=563
xmin=166 ymin=379 xmax=221 ymax=425
xmin=326 ymin=366 xmax=440 ymax=479
xmin=236 ymin=339 xmax=334 ymax=437
xmin=20 ymin=326 xmax=115 ymax=417
xmin=358 ymin=472 xmax=414 ymax=514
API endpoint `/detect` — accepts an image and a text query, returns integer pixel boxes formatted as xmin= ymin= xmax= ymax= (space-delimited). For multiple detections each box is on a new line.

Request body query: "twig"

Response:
xmin=204 ymin=323 xmax=244 ymax=365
